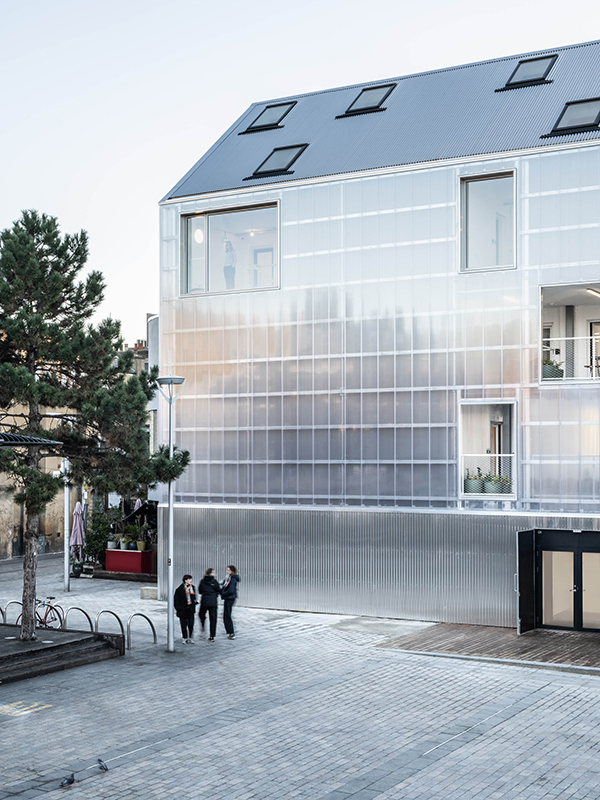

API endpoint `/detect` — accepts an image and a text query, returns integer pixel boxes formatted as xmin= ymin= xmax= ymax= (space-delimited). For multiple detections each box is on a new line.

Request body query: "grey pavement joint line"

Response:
xmin=421 ymin=686 xmax=550 ymax=756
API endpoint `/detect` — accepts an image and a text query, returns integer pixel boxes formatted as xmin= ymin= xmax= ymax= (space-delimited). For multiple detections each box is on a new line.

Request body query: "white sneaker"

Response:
xmin=186 ymin=638 xmax=194 ymax=643
xmin=181 ymin=638 xmax=187 ymax=644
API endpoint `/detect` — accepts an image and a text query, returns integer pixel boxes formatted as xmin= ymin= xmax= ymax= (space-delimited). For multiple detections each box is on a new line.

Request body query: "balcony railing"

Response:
xmin=542 ymin=336 xmax=600 ymax=381
xmin=462 ymin=454 xmax=515 ymax=496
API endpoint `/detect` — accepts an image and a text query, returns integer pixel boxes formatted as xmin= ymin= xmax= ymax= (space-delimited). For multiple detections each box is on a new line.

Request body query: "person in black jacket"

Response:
xmin=173 ymin=574 xmax=198 ymax=644
xmin=198 ymin=568 xmax=221 ymax=641
xmin=221 ymin=565 xmax=240 ymax=639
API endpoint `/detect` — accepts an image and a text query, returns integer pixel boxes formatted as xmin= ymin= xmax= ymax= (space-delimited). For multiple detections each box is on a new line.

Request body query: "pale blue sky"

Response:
xmin=0 ymin=0 xmax=597 ymax=344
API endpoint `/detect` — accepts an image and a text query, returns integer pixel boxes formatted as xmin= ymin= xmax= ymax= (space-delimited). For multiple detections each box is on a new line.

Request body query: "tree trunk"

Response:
xmin=20 ymin=513 xmax=39 ymax=641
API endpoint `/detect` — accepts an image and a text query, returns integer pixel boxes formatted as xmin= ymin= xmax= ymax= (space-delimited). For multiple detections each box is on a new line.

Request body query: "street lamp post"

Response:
xmin=156 ymin=375 xmax=185 ymax=653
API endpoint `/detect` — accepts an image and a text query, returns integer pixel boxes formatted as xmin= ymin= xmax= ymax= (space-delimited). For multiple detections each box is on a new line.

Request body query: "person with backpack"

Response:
xmin=198 ymin=568 xmax=221 ymax=641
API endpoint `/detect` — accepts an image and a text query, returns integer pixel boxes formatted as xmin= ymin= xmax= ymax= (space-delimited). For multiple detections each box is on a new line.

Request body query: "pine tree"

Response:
xmin=0 ymin=211 xmax=188 ymax=640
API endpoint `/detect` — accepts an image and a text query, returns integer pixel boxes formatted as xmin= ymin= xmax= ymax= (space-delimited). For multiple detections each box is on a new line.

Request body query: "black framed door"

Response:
xmin=535 ymin=530 xmax=600 ymax=632
xmin=516 ymin=530 xmax=535 ymax=634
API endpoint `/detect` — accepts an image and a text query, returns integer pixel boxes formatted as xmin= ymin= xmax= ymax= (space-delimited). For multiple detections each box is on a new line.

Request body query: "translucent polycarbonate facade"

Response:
xmin=159 ymin=143 xmax=600 ymax=514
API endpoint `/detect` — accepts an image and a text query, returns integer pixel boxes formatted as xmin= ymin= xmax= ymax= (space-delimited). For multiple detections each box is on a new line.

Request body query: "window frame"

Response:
xmin=337 ymin=83 xmax=396 ymax=118
xmin=542 ymin=97 xmax=600 ymax=138
xmin=458 ymin=398 xmax=517 ymax=500
xmin=458 ymin=170 xmax=517 ymax=274
xmin=496 ymin=55 xmax=557 ymax=92
xmin=246 ymin=144 xmax=308 ymax=180
xmin=180 ymin=202 xmax=280 ymax=297
xmin=240 ymin=101 xmax=297 ymax=134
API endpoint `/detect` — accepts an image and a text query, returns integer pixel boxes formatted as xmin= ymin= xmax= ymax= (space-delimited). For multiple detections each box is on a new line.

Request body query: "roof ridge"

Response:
xmin=252 ymin=39 xmax=600 ymax=107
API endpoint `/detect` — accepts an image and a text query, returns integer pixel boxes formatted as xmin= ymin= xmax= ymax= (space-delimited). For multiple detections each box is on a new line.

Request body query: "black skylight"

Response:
xmin=242 ymin=102 xmax=296 ymax=134
xmin=245 ymin=144 xmax=308 ymax=179
xmin=339 ymin=84 xmax=396 ymax=117
xmin=542 ymin=98 xmax=600 ymax=137
xmin=495 ymin=55 xmax=557 ymax=92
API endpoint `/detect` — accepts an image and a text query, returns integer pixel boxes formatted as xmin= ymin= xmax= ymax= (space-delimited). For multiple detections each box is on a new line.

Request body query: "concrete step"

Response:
xmin=0 ymin=638 xmax=120 ymax=683
xmin=0 ymin=635 xmax=123 ymax=684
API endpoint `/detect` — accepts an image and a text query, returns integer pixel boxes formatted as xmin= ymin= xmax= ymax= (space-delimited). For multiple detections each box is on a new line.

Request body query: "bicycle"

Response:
xmin=15 ymin=597 xmax=64 ymax=629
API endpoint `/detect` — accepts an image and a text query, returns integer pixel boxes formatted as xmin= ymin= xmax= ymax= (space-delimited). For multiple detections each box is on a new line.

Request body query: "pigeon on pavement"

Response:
xmin=60 ymin=773 xmax=75 ymax=787
xmin=98 ymin=758 xmax=109 ymax=772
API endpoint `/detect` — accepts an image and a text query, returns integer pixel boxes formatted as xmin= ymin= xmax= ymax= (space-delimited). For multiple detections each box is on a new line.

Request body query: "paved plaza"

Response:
xmin=2 ymin=555 xmax=600 ymax=799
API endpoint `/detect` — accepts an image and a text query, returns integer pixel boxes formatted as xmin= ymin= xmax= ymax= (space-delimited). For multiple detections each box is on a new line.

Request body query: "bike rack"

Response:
xmin=126 ymin=613 xmax=158 ymax=650
xmin=62 ymin=607 xmax=94 ymax=632
xmin=94 ymin=609 xmax=125 ymax=638
xmin=3 ymin=600 xmax=23 ymax=624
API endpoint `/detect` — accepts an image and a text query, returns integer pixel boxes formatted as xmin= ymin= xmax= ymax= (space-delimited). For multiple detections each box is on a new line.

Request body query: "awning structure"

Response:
xmin=0 ymin=433 xmax=62 ymax=448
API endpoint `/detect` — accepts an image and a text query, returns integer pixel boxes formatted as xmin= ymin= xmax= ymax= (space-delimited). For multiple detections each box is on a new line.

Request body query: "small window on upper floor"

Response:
xmin=546 ymin=98 xmax=600 ymax=136
xmin=339 ymin=84 xmax=396 ymax=116
xmin=247 ymin=144 xmax=308 ymax=179
xmin=460 ymin=173 xmax=515 ymax=272
xmin=244 ymin=102 xmax=296 ymax=132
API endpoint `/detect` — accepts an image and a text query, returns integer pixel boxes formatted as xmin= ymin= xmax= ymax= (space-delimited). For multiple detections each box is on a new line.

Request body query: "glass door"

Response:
xmin=542 ymin=550 xmax=574 ymax=627
xmin=582 ymin=552 xmax=600 ymax=629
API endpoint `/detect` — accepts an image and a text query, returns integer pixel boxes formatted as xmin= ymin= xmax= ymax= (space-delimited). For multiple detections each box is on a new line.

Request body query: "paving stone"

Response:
xmin=2 ymin=555 xmax=600 ymax=799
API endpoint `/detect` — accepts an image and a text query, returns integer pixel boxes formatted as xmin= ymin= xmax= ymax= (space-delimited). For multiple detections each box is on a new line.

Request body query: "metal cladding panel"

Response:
xmin=158 ymin=506 xmax=600 ymax=627
xmin=164 ymin=40 xmax=600 ymax=200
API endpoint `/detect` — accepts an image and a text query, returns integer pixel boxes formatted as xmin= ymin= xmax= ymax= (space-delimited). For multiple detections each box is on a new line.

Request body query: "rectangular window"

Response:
xmin=342 ymin=84 xmax=396 ymax=115
xmin=554 ymin=99 xmax=600 ymax=131
xmin=460 ymin=173 xmax=515 ymax=271
xmin=251 ymin=145 xmax=307 ymax=177
xmin=460 ymin=402 xmax=515 ymax=497
xmin=245 ymin=102 xmax=296 ymax=132
xmin=506 ymin=55 xmax=557 ymax=86
xmin=181 ymin=205 xmax=279 ymax=295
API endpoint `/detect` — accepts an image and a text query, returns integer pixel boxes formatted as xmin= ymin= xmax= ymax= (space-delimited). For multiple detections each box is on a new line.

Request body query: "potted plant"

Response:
xmin=71 ymin=560 xmax=83 ymax=578
xmin=498 ymin=475 xmax=512 ymax=494
xmin=484 ymin=474 xmax=501 ymax=493
xmin=123 ymin=524 xmax=139 ymax=550
xmin=136 ymin=523 xmax=151 ymax=552
xmin=464 ymin=467 xmax=484 ymax=493
xmin=542 ymin=358 xmax=564 ymax=379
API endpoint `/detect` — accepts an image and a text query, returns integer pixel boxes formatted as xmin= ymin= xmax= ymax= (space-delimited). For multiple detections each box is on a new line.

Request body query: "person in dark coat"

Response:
xmin=174 ymin=574 xmax=198 ymax=644
xmin=198 ymin=568 xmax=221 ymax=641
xmin=221 ymin=565 xmax=240 ymax=639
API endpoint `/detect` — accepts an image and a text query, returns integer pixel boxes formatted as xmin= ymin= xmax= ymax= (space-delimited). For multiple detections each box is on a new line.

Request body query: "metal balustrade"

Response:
xmin=462 ymin=454 xmax=515 ymax=496
xmin=542 ymin=336 xmax=600 ymax=380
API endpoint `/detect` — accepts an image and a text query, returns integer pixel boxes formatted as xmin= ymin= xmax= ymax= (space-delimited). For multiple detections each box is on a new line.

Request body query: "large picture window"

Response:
xmin=460 ymin=173 xmax=515 ymax=271
xmin=182 ymin=205 xmax=278 ymax=295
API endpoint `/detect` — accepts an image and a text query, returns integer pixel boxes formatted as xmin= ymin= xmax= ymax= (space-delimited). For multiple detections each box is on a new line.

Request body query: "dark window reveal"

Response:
xmin=554 ymin=98 xmax=600 ymax=130
xmin=250 ymin=144 xmax=308 ymax=178
xmin=246 ymin=102 xmax=296 ymax=131
xmin=507 ymin=55 xmax=557 ymax=85
xmin=341 ymin=84 xmax=396 ymax=116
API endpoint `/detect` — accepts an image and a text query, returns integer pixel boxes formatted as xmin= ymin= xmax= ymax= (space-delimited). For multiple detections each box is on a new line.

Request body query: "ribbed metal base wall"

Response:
xmin=158 ymin=506 xmax=600 ymax=627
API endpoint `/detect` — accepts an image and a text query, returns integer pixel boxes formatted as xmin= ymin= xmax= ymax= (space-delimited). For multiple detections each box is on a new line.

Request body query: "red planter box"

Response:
xmin=105 ymin=549 xmax=153 ymax=574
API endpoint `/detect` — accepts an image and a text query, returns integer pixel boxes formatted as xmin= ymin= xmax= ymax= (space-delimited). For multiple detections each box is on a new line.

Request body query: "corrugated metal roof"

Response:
xmin=0 ymin=432 xmax=62 ymax=447
xmin=163 ymin=40 xmax=600 ymax=201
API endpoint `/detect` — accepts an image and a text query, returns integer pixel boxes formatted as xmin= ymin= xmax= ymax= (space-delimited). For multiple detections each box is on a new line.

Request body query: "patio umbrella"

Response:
xmin=70 ymin=501 xmax=85 ymax=562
